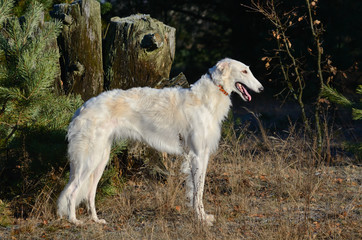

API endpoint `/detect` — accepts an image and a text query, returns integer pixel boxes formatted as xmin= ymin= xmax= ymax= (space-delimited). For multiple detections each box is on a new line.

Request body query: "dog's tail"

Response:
xmin=57 ymin=185 xmax=68 ymax=218
xmin=57 ymin=175 xmax=91 ymax=218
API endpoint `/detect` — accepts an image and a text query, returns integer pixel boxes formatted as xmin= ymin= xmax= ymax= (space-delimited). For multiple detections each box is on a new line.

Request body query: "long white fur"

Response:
xmin=57 ymin=58 xmax=263 ymax=226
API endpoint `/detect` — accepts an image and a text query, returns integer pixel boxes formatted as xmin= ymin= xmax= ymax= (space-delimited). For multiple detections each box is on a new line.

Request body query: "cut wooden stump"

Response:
xmin=103 ymin=14 xmax=176 ymax=90
xmin=50 ymin=0 xmax=103 ymax=101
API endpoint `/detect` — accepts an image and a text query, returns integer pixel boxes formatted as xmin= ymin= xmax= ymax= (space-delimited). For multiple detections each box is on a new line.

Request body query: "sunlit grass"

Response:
xmin=1 ymin=126 xmax=360 ymax=239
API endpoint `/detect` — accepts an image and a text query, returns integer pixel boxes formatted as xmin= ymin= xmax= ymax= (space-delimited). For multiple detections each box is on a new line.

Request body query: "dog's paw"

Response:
xmin=94 ymin=218 xmax=107 ymax=224
xmin=205 ymin=214 xmax=215 ymax=226
xmin=69 ymin=218 xmax=83 ymax=226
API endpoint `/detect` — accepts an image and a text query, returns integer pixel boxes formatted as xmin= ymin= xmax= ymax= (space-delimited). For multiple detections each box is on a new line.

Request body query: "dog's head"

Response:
xmin=209 ymin=58 xmax=264 ymax=101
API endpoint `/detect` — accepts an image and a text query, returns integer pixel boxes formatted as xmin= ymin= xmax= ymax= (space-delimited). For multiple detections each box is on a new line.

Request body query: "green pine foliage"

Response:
xmin=0 ymin=0 xmax=82 ymax=199
xmin=0 ymin=0 xmax=14 ymax=24
xmin=321 ymin=84 xmax=352 ymax=108
xmin=352 ymin=85 xmax=362 ymax=120
xmin=0 ymin=199 xmax=12 ymax=227
xmin=321 ymin=84 xmax=362 ymax=120
xmin=321 ymin=84 xmax=362 ymax=157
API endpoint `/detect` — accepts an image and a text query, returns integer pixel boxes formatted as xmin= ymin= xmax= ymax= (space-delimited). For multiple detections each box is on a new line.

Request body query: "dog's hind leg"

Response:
xmin=57 ymin=160 xmax=85 ymax=225
xmin=61 ymin=147 xmax=104 ymax=225
xmin=64 ymin=163 xmax=94 ymax=225
xmin=182 ymin=152 xmax=195 ymax=207
xmin=87 ymin=144 xmax=111 ymax=224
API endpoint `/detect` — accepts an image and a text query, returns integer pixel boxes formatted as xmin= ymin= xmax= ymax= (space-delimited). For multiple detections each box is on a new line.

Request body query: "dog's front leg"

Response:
xmin=190 ymin=152 xmax=215 ymax=226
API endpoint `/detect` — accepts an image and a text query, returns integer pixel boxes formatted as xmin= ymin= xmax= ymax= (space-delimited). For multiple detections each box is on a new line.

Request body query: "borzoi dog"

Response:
xmin=57 ymin=58 xmax=263 ymax=226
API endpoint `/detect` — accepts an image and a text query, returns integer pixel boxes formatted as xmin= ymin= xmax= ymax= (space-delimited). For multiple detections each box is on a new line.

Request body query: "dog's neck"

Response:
xmin=207 ymin=70 xmax=229 ymax=96
xmin=217 ymin=84 xmax=228 ymax=96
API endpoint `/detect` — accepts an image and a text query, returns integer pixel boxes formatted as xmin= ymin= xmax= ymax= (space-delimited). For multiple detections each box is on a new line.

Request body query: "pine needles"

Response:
xmin=0 ymin=0 xmax=82 ymax=203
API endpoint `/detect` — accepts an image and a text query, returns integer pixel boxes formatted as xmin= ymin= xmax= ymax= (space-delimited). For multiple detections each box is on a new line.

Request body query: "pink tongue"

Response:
xmin=237 ymin=83 xmax=252 ymax=101
xmin=242 ymin=85 xmax=252 ymax=101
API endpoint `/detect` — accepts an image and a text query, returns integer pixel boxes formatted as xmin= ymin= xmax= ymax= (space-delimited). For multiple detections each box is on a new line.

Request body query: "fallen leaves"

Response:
xmin=259 ymin=175 xmax=267 ymax=182
xmin=313 ymin=221 xmax=320 ymax=230
xmin=249 ymin=213 xmax=265 ymax=218
xmin=175 ymin=205 xmax=181 ymax=212
xmin=335 ymin=178 xmax=343 ymax=184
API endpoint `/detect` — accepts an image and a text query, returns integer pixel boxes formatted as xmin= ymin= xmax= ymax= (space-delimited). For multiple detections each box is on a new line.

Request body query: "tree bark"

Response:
xmin=50 ymin=0 xmax=103 ymax=101
xmin=103 ymin=14 xmax=176 ymax=90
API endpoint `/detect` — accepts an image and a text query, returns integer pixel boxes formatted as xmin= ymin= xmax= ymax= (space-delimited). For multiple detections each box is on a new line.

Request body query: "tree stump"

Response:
xmin=103 ymin=14 xmax=180 ymax=178
xmin=50 ymin=0 xmax=103 ymax=100
xmin=103 ymin=14 xmax=176 ymax=90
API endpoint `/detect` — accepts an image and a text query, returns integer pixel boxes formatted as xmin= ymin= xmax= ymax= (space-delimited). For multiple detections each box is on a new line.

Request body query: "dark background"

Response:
xmin=99 ymin=0 xmax=362 ymax=136
xmin=101 ymin=0 xmax=362 ymax=82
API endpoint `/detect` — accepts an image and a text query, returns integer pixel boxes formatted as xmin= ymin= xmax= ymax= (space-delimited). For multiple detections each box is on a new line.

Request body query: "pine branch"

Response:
xmin=356 ymin=85 xmax=362 ymax=95
xmin=35 ymin=94 xmax=83 ymax=130
xmin=0 ymin=86 xmax=22 ymax=100
xmin=0 ymin=0 xmax=69 ymax=147
xmin=321 ymin=84 xmax=352 ymax=107
xmin=352 ymin=108 xmax=362 ymax=120
xmin=21 ymin=1 xmax=44 ymax=44
xmin=0 ymin=0 xmax=14 ymax=26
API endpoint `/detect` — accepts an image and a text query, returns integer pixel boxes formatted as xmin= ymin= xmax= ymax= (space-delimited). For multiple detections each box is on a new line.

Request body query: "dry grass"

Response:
xmin=1 ymin=126 xmax=360 ymax=239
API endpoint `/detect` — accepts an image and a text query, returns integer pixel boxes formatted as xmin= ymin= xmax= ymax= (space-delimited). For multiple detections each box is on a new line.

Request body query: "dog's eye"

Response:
xmin=242 ymin=70 xmax=248 ymax=74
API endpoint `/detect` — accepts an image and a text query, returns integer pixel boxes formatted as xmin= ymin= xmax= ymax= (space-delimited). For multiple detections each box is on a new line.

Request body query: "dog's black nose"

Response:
xmin=259 ymin=86 xmax=264 ymax=92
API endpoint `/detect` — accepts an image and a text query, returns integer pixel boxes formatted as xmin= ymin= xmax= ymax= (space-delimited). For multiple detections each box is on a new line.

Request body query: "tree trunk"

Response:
xmin=50 ymin=0 xmax=103 ymax=101
xmin=102 ymin=14 xmax=180 ymax=178
xmin=103 ymin=14 xmax=176 ymax=90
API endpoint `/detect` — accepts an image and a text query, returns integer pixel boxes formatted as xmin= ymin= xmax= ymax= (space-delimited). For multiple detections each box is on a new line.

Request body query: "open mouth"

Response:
xmin=235 ymin=82 xmax=252 ymax=101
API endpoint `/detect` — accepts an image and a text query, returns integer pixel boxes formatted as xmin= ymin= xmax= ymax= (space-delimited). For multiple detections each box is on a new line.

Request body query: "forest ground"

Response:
xmin=1 ymin=123 xmax=360 ymax=240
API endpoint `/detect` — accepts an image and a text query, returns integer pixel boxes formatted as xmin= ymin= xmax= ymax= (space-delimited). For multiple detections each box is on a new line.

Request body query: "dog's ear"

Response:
xmin=216 ymin=61 xmax=230 ymax=75
xmin=209 ymin=59 xmax=232 ymax=85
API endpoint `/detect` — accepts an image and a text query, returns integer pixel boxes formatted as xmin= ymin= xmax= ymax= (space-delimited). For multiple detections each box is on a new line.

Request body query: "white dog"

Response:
xmin=57 ymin=58 xmax=263 ymax=226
